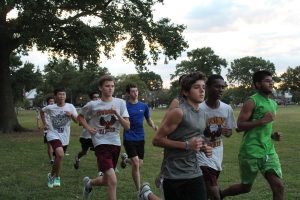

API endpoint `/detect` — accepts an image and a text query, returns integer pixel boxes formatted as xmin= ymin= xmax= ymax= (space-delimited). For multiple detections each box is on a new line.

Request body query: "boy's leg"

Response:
xmin=52 ymin=146 xmax=64 ymax=177
xmin=265 ymin=172 xmax=284 ymax=200
xmin=262 ymin=154 xmax=284 ymax=200
xmin=86 ymin=144 xmax=120 ymax=200
xmin=200 ymin=166 xmax=221 ymax=200
xmin=221 ymin=156 xmax=257 ymax=198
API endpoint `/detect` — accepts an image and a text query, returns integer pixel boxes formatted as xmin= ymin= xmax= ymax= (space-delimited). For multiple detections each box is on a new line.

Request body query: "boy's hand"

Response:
xmin=271 ymin=132 xmax=282 ymax=141
xmin=188 ymin=137 xmax=204 ymax=151
xmin=261 ymin=112 xmax=275 ymax=124
xmin=202 ymin=143 xmax=213 ymax=158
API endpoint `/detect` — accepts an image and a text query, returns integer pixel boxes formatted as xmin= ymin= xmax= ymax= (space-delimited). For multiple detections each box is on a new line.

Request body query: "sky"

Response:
xmin=21 ymin=0 xmax=300 ymax=88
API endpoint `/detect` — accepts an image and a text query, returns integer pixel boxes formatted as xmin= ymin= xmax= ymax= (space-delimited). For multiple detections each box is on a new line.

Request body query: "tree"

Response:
xmin=171 ymin=47 xmax=227 ymax=79
xmin=279 ymin=66 xmax=300 ymax=92
xmin=114 ymin=74 xmax=148 ymax=99
xmin=138 ymin=71 xmax=163 ymax=91
xmin=11 ymin=62 xmax=43 ymax=102
xmin=227 ymin=56 xmax=276 ymax=88
xmin=0 ymin=0 xmax=188 ymax=132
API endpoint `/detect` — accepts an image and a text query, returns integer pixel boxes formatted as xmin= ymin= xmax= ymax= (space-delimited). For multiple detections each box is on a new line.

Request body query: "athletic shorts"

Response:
xmin=163 ymin=176 xmax=207 ymax=200
xmin=200 ymin=166 xmax=220 ymax=186
xmin=49 ymin=139 xmax=68 ymax=156
xmin=123 ymin=140 xmax=145 ymax=159
xmin=239 ymin=153 xmax=282 ymax=185
xmin=80 ymin=138 xmax=94 ymax=151
xmin=94 ymin=144 xmax=120 ymax=173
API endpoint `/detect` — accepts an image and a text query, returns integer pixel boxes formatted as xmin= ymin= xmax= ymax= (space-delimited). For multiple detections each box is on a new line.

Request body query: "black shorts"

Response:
xmin=80 ymin=138 xmax=94 ymax=151
xmin=123 ymin=140 xmax=145 ymax=159
xmin=163 ymin=176 xmax=207 ymax=200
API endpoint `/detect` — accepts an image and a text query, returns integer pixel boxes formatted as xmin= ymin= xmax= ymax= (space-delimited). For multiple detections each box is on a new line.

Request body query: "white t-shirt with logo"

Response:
xmin=197 ymin=101 xmax=236 ymax=171
xmin=80 ymin=98 xmax=129 ymax=147
xmin=42 ymin=103 xmax=78 ymax=146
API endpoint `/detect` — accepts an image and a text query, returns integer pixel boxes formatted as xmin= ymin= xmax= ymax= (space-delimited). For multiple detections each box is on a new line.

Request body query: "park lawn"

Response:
xmin=0 ymin=106 xmax=299 ymax=199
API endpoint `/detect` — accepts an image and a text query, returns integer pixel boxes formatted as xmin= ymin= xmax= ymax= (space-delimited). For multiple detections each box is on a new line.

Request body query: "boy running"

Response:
xmin=40 ymin=87 xmax=78 ymax=188
xmin=220 ymin=70 xmax=284 ymax=199
xmin=197 ymin=75 xmax=236 ymax=200
xmin=152 ymin=72 xmax=212 ymax=200
xmin=121 ymin=83 xmax=158 ymax=193
xmin=74 ymin=92 xmax=99 ymax=170
xmin=78 ymin=75 xmax=130 ymax=200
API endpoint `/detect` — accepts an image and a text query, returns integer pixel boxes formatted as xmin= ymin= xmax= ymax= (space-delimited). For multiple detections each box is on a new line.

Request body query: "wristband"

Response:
xmin=184 ymin=140 xmax=189 ymax=150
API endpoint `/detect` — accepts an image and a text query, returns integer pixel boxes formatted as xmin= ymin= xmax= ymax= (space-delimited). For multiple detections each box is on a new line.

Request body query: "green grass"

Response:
xmin=0 ymin=106 xmax=299 ymax=199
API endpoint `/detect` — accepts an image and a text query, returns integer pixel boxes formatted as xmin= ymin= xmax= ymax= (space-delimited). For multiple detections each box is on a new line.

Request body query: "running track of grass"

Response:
xmin=0 ymin=106 xmax=299 ymax=199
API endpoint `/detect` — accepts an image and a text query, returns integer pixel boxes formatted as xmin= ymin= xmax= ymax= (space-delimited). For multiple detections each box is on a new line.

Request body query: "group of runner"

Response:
xmin=39 ymin=70 xmax=284 ymax=200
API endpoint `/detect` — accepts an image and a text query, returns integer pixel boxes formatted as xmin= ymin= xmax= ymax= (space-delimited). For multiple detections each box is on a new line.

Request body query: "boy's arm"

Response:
xmin=152 ymin=108 xmax=203 ymax=151
xmin=237 ymin=99 xmax=275 ymax=132
xmin=40 ymin=110 xmax=48 ymax=130
xmin=77 ymin=114 xmax=96 ymax=134
xmin=146 ymin=118 xmax=158 ymax=131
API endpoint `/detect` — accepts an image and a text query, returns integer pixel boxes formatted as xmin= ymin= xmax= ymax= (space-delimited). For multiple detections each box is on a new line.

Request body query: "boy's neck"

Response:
xmin=129 ymin=98 xmax=138 ymax=104
xmin=206 ymin=99 xmax=220 ymax=109
xmin=57 ymin=102 xmax=65 ymax=107
xmin=101 ymin=96 xmax=113 ymax=102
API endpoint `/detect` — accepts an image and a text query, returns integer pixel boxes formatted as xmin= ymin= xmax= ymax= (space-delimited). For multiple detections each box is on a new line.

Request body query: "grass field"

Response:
xmin=0 ymin=106 xmax=299 ymax=199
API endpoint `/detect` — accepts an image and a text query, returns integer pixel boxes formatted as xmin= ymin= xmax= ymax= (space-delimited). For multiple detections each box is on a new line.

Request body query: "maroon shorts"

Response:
xmin=94 ymin=144 xmax=121 ymax=172
xmin=49 ymin=139 xmax=68 ymax=155
xmin=200 ymin=166 xmax=220 ymax=186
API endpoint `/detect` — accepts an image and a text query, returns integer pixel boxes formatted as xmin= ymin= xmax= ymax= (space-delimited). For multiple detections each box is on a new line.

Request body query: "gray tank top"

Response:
xmin=162 ymin=102 xmax=207 ymax=179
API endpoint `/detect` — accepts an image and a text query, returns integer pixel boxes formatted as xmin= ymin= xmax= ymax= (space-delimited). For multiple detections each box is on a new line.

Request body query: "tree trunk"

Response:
xmin=0 ymin=42 xmax=24 ymax=133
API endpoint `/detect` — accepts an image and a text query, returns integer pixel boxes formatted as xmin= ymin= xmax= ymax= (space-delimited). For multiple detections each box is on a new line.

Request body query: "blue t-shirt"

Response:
xmin=124 ymin=101 xmax=150 ymax=141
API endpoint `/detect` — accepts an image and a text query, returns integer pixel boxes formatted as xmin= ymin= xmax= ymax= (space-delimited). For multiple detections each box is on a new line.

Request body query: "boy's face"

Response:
xmin=256 ymin=75 xmax=273 ymax=94
xmin=99 ymin=80 xmax=115 ymax=97
xmin=208 ymin=79 xmax=226 ymax=100
xmin=184 ymin=80 xmax=205 ymax=103
xmin=47 ymin=99 xmax=55 ymax=105
xmin=129 ymin=87 xmax=138 ymax=100
xmin=55 ymin=91 xmax=66 ymax=103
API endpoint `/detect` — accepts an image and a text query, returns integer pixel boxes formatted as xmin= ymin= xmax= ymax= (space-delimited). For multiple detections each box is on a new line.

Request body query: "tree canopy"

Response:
xmin=171 ymin=47 xmax=227 ymax=79
xmin=227 ymin=56 xmax=276 ymax=87
xmin=0 ymin=0 xmax=188 ymax=132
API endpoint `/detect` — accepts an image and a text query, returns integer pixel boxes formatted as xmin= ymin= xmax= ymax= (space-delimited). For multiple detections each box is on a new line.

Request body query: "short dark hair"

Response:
xmin=98 ymin=75 xmax=114 ymax=87
xmin=206 ymin=74 xmax=224 ymax=86
xmin=178 ymin=74 xmax=187 ymax=85
xmin=89 ymin=91 xmax=99 ymax=99
xmin=53 ymin=87 xmax=66 ymax=95
xmin=126 ymin=83 xmax=137 ymax=93
xmin=181 ymin=71 xmax=206 ymax=93
xmin=253 ymin=70 xmax=272 ymax=84
xmin=46 ymin=96 xmax=54 ymax=104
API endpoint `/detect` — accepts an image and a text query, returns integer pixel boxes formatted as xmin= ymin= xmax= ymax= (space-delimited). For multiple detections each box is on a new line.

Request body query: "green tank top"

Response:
xmin=239 ymin=93 xmax=277 ymax=158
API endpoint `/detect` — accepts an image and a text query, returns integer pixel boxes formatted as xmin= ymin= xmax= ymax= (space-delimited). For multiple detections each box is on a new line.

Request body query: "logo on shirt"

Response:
xmin=51 ymin=113 xmax=69 ymax=132
xmin=98 ymin=115 xmax=117 ymax=134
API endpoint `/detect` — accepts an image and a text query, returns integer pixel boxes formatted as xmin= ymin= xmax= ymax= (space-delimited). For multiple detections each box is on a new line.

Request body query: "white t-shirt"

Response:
xmin=80 ymin=98 xmax=129 ymax=147
xmin=78 ymin=106 xmax=92 ymax=139
xmin=42 ymin=103 xmax=78 ymax=146
xmin=197 ymin=101 xmax=236 ymax=171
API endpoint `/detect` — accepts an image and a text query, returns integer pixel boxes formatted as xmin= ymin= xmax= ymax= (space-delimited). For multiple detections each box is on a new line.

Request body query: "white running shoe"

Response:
xmin=138 ymin=182 xmax=152 ymax=200
xmin=83 ymin=177 xmax=92 ymax=200
xmin=120 ymin=153 xmax=128 ymax=169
